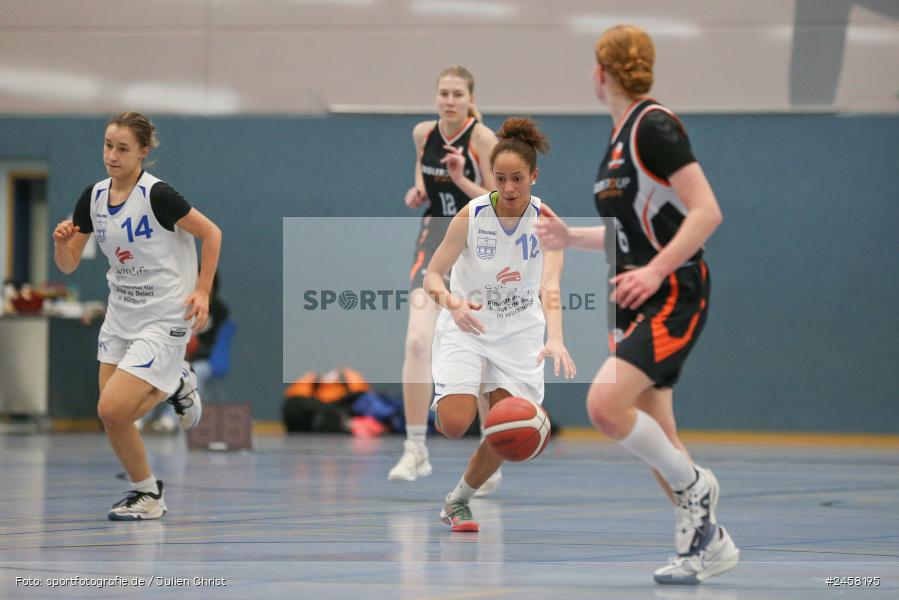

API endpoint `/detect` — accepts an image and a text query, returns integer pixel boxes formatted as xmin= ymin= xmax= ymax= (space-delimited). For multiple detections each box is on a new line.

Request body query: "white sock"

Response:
xmin=447 ymin=476 xmax=477 ymax=503
xmin=406 ymin=425 xmax=427 ymax=448
xmin=618 ymin=410 xmax=695 ymax=491
xmin=132 ymin=476 xmax=159 ymax=495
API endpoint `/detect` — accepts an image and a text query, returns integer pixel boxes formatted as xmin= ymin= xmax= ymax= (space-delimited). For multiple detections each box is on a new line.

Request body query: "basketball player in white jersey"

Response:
xmin=390 ymin=66 xmax=502 ymax=494
xmin=425 ymin=117 xmax=576 ymax=532
xmin=53 ymin=112 xmax=222 ymax=521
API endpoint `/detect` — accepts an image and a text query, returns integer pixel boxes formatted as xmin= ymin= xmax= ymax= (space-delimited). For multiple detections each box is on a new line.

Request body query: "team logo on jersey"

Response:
xmin=96 ymin=214 xmax=108 ymax=242
xmin=608 ymin=141 xmax=625 ymax=169
xmin=476 ymin=235 xmax=497 ymax=260
xmin=594 ymin=176 xmax=631 ymax=199
xmin=115 ymin=246 xmax=133 ymax=264
xmin=421 ymin=164 xmax=449 ymax=177
xmin=495 ymin=266 xmax=521 ymax=285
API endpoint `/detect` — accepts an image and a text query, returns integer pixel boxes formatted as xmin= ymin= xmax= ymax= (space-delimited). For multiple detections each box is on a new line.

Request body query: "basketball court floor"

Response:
xmin=1 ymin=432 xmax=896 ymax=598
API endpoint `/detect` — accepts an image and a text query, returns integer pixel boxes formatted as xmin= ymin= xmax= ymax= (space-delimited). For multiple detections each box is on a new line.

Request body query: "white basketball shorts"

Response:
xmin=97 ymin=327 xmax=187 ymax=395
xmin=431 ymin=324 xmax=544 ymax=408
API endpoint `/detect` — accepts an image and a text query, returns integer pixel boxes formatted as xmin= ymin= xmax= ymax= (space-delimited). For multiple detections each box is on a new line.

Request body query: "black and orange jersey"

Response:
xmin=594 ymin=98 xmax=699 ymax=272
xmin=421 ymin=117 xmax=482 ymax=218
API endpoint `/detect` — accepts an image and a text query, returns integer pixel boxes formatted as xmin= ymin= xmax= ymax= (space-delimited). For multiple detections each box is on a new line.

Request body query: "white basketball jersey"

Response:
xmin=89 ymin=171 xmax=197 ymax=344
xmin=437 ymin=193 xmax=545 ymax=339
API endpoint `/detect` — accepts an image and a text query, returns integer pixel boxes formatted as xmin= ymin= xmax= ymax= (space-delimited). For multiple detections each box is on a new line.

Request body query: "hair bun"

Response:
xmin=619 ymin=58 xmax=653 ymax=95
xmin=595 ymin=25 xmax=655 ymax=96
xmin=497 ymin=117 xmax=550 ymax=154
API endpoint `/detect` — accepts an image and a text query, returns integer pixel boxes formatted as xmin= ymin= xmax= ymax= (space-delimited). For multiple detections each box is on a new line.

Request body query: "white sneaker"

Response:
xmin=654 ymin=525 xmax=739 ymax=584
xmin=166 ymin=362 xmax=202 ymax=432
xmin=673 ymin=465 xmax=719 ymax=555
xmin=108 ymin=480 xmax=167 ymax=521
xmin=388 ymin=440 xmax=432 ymax=481
xmin=473 ymin=468 xmax=503 ymax=498
xmin=440 ymin=496 xmax=479 ymax=532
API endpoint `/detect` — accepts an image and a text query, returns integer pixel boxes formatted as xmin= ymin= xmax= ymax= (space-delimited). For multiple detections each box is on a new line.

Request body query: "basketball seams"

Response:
xmin=483 ymin=414 xmax=543 ymax=436
xmin=526 ymin=416 xmax=551 ymax=461
xmin=484 ymin=397 xmax=551 ymax=462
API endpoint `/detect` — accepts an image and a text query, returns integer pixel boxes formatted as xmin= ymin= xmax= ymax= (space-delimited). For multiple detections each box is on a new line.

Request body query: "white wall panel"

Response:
xmin=0 ymin=0 xmax=206 ymax=28
xmin=0 ymin=0 xmax=894 ymax=114
xmin=208 ymin=28 xmax=794 ymax=113
xmin=210 ymin=0 xmax=386 ymax=28
xmin=208 ymin=31 xmax=600 ymax=113
xmin=209 ymin=0 xmax=798 ymax=28
xmin=0 ymin=33 xmax=212 ymax=113
xmin=835 ymin=5 xmax=899 ymax=112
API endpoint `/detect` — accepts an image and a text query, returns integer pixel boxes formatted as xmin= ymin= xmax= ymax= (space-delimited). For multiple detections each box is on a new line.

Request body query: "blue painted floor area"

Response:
xmin=0 ymin=433 xmax=897 ymax=598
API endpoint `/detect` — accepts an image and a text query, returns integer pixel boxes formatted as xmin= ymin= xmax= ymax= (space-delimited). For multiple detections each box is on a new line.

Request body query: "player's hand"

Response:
xmin=53 ymin=220 xmax=80 ymax=243
xmin=610 ymin=266 xmax=665 ymax=310
xmin=534 ymin=204 xmax=570 ymax=251
xmin=537 ymin=338 xmax=576 ymax=379
xmin=404 ymin=187 xmax=428 ymax=209
xmin=448 ymin=297 xmax=486 ymax=336
xmin=440 ymin=144 xmax=466 ymax=183
xmin=184 ymin=288 xmax=210 ymax=332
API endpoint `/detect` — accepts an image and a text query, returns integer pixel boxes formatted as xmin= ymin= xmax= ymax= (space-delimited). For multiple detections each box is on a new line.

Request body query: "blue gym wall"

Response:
xmin=1 ymin=113 xmax=896 ymax=432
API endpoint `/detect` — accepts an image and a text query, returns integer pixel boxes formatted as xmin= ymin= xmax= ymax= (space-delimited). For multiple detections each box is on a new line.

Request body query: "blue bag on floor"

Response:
xmin=351 ymin=392 xmax=438 ymax=433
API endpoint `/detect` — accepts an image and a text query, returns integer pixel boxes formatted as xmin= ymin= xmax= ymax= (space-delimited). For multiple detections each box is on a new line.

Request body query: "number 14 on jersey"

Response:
xmin=121 ymin=215 xmax=154 ymax=242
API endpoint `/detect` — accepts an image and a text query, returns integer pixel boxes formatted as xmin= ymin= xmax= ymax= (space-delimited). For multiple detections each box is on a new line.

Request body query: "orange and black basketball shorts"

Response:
xmin=608 ymin=260 xmax=710 ymax=388
xmin=408 ymin=215 xmax=451 ymax=291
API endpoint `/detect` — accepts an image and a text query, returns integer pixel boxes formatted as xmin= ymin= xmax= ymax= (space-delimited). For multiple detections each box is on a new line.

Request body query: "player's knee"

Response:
xmin=586 ymin=387 xmax=625 ymax=437
xmin=97 ymin=396 xmax=132 ymax=428
xmin=404 ymin=333 xmax=432 ymax=361
xmin=439 ymin=418 xmax=470 ymax=440
xmin=435 ymin=409 xmax=470 ymax=439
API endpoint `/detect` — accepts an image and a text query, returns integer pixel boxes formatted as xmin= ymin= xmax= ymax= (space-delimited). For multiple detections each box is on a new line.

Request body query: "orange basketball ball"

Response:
xmin=483 ymin=397 xmax=551 ymax=462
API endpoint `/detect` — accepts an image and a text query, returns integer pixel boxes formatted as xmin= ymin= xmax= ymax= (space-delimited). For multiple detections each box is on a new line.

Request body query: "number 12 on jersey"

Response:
xmin=438 ymin=192 xmax=457 ymax=215
xmin=121 ymin=215 xmax=154 ymax=242
xmin=516 ymin=233 xmax=540 ymax=260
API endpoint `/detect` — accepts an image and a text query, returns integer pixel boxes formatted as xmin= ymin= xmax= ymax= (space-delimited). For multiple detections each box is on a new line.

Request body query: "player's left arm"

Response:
xmin=176 ymin=208 xmax=223 ymax=331
xmin=538 ymin=203 xmax=576 ymax=378
xmin=648 ymin=163 xmax=722 ymax=277
xmin=612 ymin=164 xmax=722 ymax=310
xmin=612 ymin=112 xmax=723 ymax=310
